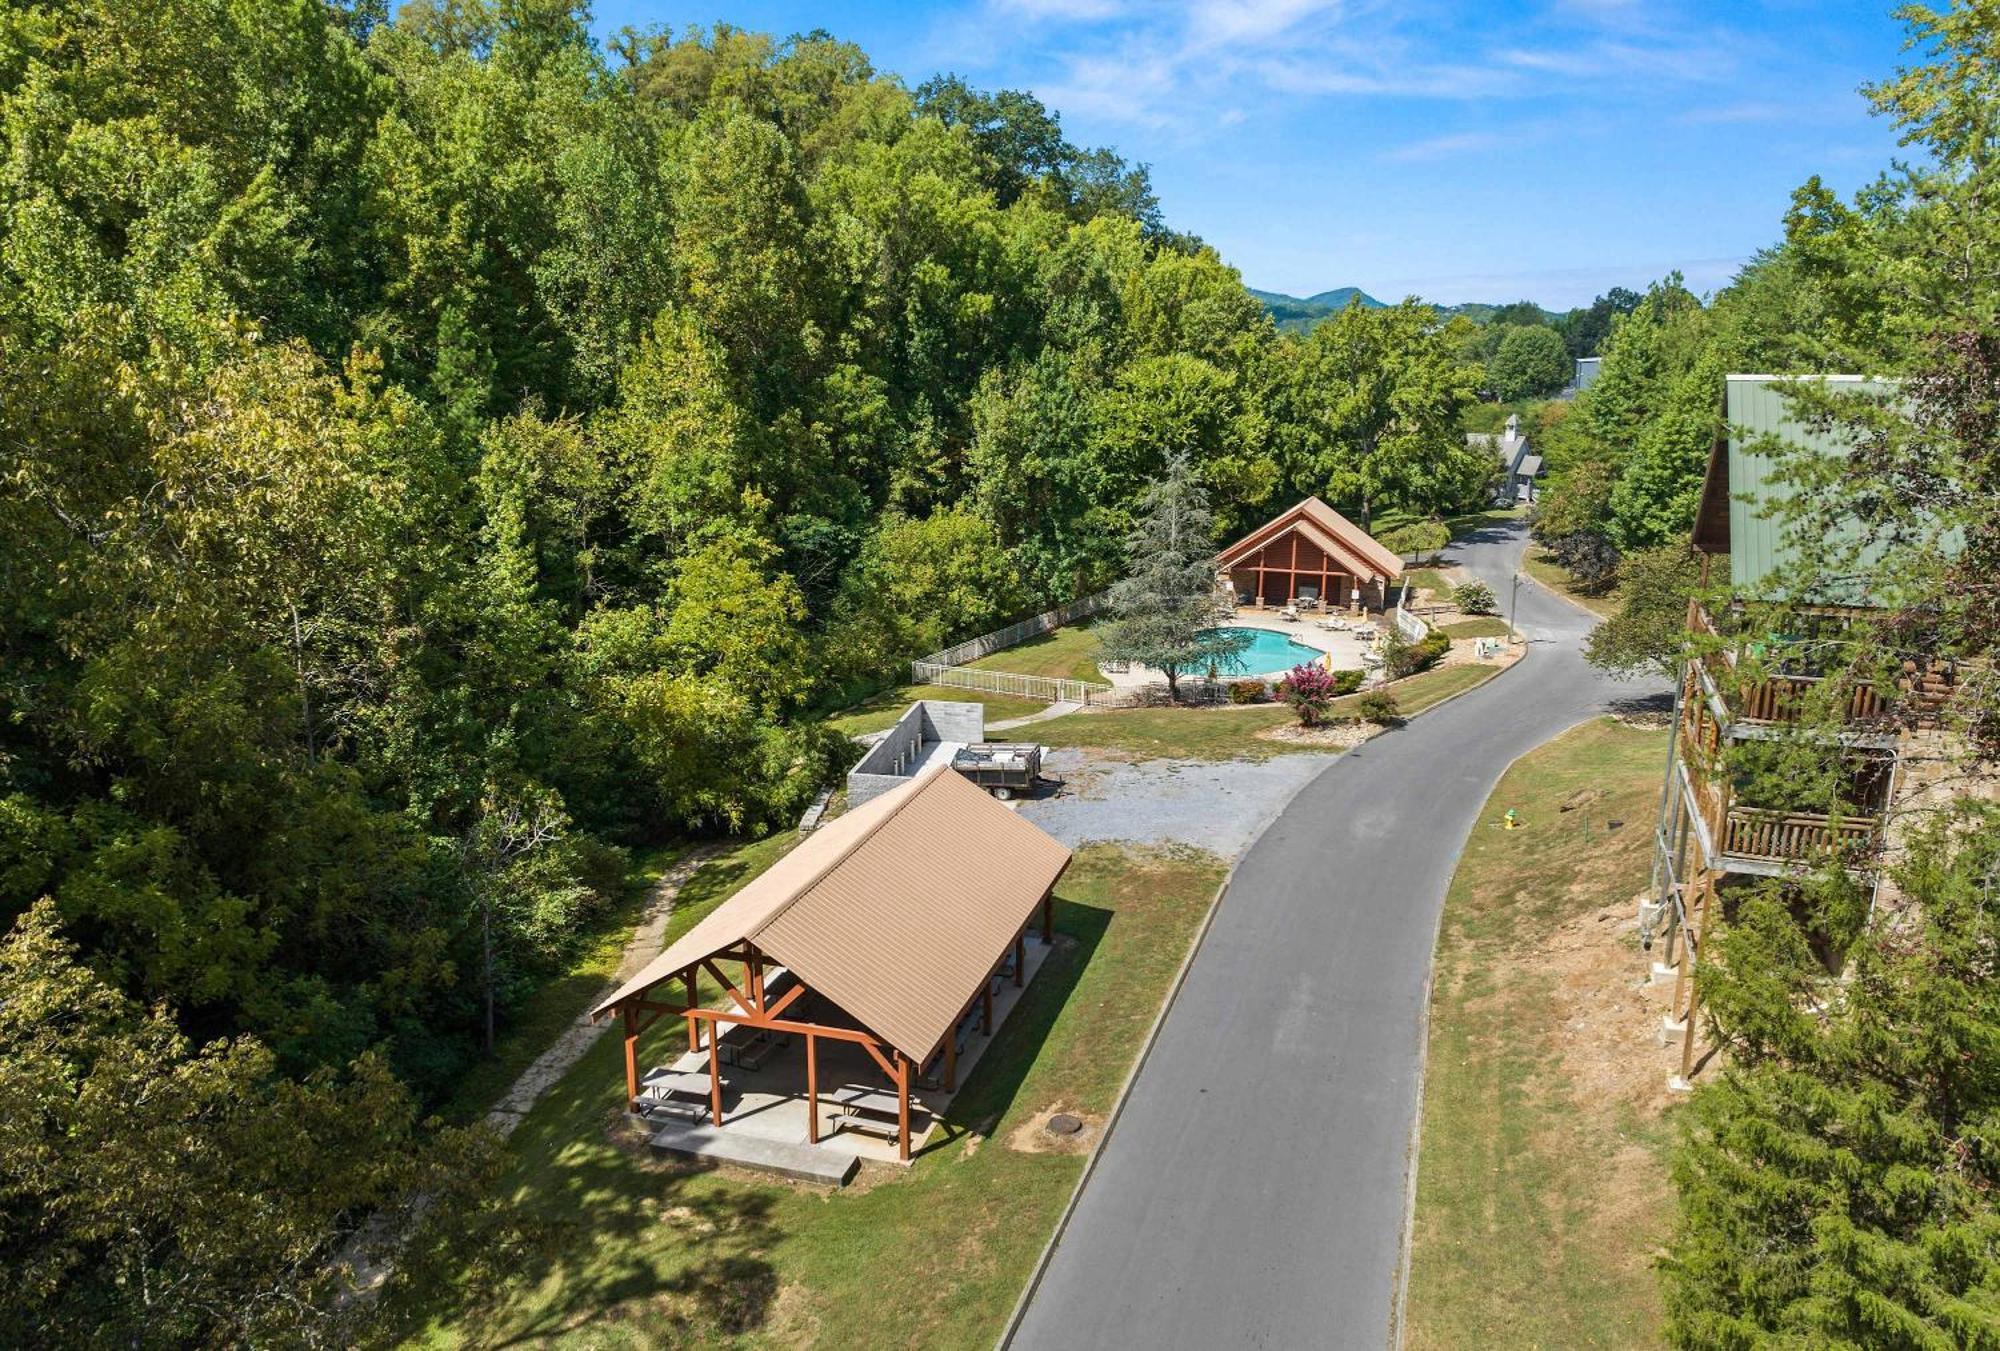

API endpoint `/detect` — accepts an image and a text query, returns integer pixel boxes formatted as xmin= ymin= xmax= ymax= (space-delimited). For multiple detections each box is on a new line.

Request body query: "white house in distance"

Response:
xmin=1573 ymin=356 xmax=1602 ymax=392
xmin=1467 ymin=413 xmax=1542 ymax=504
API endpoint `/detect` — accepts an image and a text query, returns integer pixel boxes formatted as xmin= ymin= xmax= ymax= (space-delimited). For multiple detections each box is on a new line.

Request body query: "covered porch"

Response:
xmin=591 ymin=762 xmax=1074 ymax=1177
xmin=1215 ymin=495 xmax=1404 ymax=612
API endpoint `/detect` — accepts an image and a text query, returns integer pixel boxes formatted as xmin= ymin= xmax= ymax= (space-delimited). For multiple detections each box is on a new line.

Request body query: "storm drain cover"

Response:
xmin=1046 ymin=1113 xmax=1084 ymax=1136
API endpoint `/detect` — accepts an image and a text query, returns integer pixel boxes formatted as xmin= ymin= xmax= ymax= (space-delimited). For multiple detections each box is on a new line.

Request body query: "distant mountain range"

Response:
xmin=1249 ymin=287 xmax=1560 ymax=334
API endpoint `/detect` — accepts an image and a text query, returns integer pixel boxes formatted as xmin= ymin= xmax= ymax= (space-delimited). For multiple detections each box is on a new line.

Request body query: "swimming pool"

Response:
xmin=1202 ymin=626 xmax=1326 ymax=677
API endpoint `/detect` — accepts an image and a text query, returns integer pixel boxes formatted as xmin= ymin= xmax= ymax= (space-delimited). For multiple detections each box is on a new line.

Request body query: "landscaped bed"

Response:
xmin=1404 ymin=717 xmax=1676 ymax=1349
xmin=397 ymin=841 xmax=1225 ymax=1348
xmin=1031 ymin=662 xmax=1508 ymax=762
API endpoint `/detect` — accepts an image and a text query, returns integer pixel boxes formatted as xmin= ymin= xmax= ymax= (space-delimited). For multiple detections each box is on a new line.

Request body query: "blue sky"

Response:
xmin=588 ymin=1 xmax=1914 ymax=310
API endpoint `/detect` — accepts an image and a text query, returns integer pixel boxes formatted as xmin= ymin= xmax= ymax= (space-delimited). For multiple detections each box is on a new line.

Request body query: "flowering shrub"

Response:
xmin=1277 ymin=663 xmax=1339 ymax=726
xmin=1228 ymin=679 xmax=1269 ymax=704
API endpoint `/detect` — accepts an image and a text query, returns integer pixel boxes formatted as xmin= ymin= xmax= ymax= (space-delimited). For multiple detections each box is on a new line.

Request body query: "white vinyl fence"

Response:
xmin=910 ymin=590 xmax=1117 ymax=706
xmin=914 ymin=590 xmax=1113 ymax=670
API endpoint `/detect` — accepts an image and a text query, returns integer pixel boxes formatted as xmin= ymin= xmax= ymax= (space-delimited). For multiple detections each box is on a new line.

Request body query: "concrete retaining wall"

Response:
xmin=846 ymin=700 xmax=986 ymax=807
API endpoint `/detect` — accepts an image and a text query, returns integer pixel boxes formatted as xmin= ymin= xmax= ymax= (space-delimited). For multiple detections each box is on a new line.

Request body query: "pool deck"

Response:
xmin=1101 ymin=607 xmax=1380 ymax=689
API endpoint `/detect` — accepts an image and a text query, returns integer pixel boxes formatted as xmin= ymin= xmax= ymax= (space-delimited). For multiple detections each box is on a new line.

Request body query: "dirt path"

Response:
xmin=483 ymin=846 xmax=718 ymax=1137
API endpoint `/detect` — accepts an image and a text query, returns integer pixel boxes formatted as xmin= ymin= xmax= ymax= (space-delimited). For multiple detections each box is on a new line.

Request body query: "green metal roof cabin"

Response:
xmin=1692 ymin=373 xmax=1915 ymax=603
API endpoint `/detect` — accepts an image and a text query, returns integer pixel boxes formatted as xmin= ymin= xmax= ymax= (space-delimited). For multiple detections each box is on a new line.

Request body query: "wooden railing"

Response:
xmin=1734 ymin=672 xmax=1887 ymax=726
xmin=1723 ymin=807 xmax=1878 ymax=864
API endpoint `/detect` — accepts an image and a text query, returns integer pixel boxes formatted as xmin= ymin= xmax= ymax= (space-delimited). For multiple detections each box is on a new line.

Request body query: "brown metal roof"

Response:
xmin=590 ymin=763 xmax=1072 ymax=1060
xmin=1217 ymin=496 xmax=1405 ymax=580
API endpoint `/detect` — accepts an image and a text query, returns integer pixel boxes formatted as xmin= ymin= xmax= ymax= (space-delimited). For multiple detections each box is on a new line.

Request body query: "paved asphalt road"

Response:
xmin=1009 ymin=518 xmax=1669 ymax=1350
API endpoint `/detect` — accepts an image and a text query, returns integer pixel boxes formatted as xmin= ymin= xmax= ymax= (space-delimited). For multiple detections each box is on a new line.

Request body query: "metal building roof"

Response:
xmin=591 ymin=763 xmax=1072 ymax=1061
xmin=1697 ymin=375 xmax=1884 ymax=599
xmin=1217 ymin=496 xmax=1405 ymax=579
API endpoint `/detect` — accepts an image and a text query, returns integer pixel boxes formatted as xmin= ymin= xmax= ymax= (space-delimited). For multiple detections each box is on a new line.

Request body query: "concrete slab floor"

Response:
xmin=646 ymin=932 xmax=1056 ymax=1167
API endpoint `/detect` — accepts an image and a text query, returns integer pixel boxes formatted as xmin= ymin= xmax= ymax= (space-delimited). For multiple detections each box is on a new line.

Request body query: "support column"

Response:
xmin=622 ymin=1003 xmax=640 ymax=1109
xmin=1042 ymin=889 xmax=1054 ymax=944
xmin=896 ymin=1052 xmax=912 ymax=1162
xmin=945 ymin=1025 xmax=958 ymax=1093
xmin=981 ymin=980 xmax=994 ymax=1035
xmin=1014 ymin=932 xmax=1026 ymax=988
xmin=708 ymin=1019 xmax=723 ymax=1125
xmin=806 ymin=1032 xmax=819 ymax=1144
xmin=685 ymin=973 xmax=699 ymax=1051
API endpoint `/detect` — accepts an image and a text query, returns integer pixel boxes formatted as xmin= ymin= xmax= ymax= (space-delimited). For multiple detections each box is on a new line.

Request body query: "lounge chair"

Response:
xmin=1280 ymin=605 xmax=1300 ymax=622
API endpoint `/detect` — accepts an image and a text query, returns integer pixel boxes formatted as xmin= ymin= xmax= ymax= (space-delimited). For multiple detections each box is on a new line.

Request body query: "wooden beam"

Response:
xmin=896 ymin=1052 xmax=912 ymax=1162
xmin=806 ymin=1031 xmax=820 ymax=1145
xmin=700 ymin=958 xmax=755 ymax=1016
xmin=622 ymin=1004 xmax=640 ymax=1108
xmin=686 ymin=973 xmax=699 ymax=1050
xmin=709 ymin=1036 xmax=723 ymax=1125
xmin=1042 ymin=888 xmax=1054 ymax=943
xmin=764 ymin=981 xmax=808 ymax=1021
xmin=944 ymin=1021 xmax=958 ymax=1092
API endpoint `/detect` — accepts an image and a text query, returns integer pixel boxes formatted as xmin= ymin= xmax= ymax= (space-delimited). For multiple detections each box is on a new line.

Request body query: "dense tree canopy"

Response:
xmin=0 ymin=6 xmax=1504 ymax=1333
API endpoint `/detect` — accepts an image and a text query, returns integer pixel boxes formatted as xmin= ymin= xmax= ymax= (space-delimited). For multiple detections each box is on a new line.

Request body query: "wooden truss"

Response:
xmin=608 ymin=888 xmax=1055 ymax=1162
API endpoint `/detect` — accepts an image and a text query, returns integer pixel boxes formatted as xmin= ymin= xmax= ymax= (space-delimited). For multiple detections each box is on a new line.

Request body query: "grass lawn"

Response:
xmin=1404 ymin=718 xmax=1675 ymax=1350
xmin=399 ymin=843 xmax=1226 ymax=1348
xmin=439 ymin=843 xmax=690 ymax=1122
xmin=826 ymin=684 xmax=1048 ymax=738
xmin=1441 ymin=616 xmax=1511 ymax=639
xmin=1442 ymin=504 xmax=1528 ymax=539
xmin=965 ymin=622 xmax=1106 ymax=684
xmin=1033 ymin=663 xmax=1503 ymax=760
xmin=1521 ymin=548 xmax=1621 ymax=620
xmin=1405 ymin=567 xmax=1454 ymax=600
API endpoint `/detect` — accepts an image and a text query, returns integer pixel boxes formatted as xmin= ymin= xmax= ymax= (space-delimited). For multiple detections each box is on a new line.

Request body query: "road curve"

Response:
xmin=1008 ymin=518 xmax=1666 ymax=1350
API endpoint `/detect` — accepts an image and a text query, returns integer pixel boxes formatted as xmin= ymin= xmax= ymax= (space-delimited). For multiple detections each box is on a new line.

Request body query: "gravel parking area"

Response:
xmin=1019 ymin=746 xmax=1337 ymax=859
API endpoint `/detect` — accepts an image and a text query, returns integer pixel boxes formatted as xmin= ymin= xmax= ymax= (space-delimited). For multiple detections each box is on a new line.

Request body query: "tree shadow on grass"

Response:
xmin=397 ymin=1029 xmax=789 ymax=1348
xmin=917 ymin=894 xmax=1113 ymax=1158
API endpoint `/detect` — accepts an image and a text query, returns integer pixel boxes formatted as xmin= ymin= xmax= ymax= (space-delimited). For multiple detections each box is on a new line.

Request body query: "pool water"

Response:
xmin=1202 ymin=626 xmax=1326 ymax=677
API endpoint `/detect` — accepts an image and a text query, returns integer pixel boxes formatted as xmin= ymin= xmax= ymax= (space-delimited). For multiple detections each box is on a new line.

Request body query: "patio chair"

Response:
xmin=1279 ymin=605 xmax=1300 ymax=622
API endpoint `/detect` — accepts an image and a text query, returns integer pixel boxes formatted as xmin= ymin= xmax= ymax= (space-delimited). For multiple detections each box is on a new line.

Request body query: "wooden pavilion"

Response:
xmin=590 ymin=763 xmax=1072 ymax=1161
xmin=1216 ymin=496 xmax=1404 ymax=610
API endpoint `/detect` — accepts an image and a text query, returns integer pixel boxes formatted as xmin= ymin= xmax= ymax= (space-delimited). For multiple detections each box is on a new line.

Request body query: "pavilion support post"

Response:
xmin=708 ymin=1021 xmax=723 ymax=1125
xmin=806 ymin=1032 xmax=819 ymax=1145
xmin=1289 ymin=534 xmax=1300 ymax=603
xmin=896 ymin=1053 xmax=912 ymax=1162
xmin=945 ymin=1025 xmax=958 ymax=1092
xmin=1014 ymin=932 xmax=1026 ymax=987
xmin=685 ymin=973 xmax=699 ymax=1050
xmin=981 ymin=981 xmax=994 ymax=1035
xmin=622 ymin=1003 xmax=640 ymax=1109
xmin=1041 ymin=888 xmax=1054 ymax=944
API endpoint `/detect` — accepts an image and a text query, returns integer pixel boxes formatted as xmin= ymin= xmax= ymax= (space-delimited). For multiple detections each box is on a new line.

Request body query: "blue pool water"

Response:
xmin=1203 ymin=626 xmax=1325 ymax=677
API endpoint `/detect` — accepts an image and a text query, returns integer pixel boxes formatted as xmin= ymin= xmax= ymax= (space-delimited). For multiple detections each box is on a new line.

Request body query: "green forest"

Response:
xmin=0 ymin=3 xmax=1511 ymax=1339
xmin=6 ymin=0 xmax=2000 ymax=1343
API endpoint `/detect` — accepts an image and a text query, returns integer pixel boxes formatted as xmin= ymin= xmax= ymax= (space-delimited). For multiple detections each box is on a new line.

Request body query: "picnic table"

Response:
xmin=635 ymin=1067 xmax=723 ymax=1123
xmin=827 ymin=1086 xmax=908 ymax=1139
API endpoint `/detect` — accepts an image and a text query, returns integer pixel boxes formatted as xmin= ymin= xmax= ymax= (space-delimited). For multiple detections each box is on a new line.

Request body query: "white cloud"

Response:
xmin=949 ymin=0 xmax=1752 ymax=132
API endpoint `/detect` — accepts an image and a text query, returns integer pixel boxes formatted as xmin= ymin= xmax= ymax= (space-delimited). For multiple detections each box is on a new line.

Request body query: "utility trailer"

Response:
xmin=951 ymin=742 xmax=1050 ymax=800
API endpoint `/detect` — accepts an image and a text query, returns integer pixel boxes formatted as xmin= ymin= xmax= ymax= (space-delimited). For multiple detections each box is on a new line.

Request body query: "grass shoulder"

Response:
xmin=401 ymin=842 xmax=1226 ymax=1348
xmin=1521 ymin=548 xmax=1620 ymax=619
xmin=1404 ymin=717 xmax=1676 ymax=1349
xmin=1034 ymin=662 xmax=1504 ymax=761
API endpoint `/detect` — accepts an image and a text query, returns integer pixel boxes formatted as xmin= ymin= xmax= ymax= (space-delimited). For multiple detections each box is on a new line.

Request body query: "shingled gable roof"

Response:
xmin=590 ymin=763 xmax=1072 ymax=1061
xmin=1216 ymin=496 xmax=1405 ymax=580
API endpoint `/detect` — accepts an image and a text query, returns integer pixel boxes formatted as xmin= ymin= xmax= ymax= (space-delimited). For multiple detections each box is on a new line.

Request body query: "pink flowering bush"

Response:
xmin=1277 ymin=663 xmax=1338 ymax=727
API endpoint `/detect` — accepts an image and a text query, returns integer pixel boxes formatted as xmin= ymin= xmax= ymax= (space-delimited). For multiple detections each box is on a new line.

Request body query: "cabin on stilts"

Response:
xmin=590 ymin=763 xmax=1071 ymax=1164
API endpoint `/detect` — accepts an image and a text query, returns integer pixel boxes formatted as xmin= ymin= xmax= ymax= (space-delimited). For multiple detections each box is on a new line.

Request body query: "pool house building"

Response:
xmin=1217 ymin=496 xmax=1404 ymax=611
